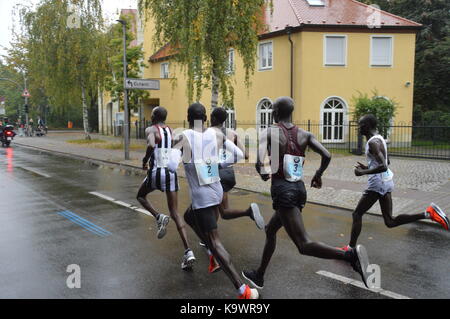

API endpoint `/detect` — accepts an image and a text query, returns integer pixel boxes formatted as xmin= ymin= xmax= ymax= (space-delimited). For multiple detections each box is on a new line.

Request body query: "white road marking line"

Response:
xmin=317 ymin=270 xmax=412 ymax=299
xmin=20 ymin=167 xmax=51 ymax=178
xmin=89 ymin=192 xmax=153 ymax=218
xmin=89 ymin=192 xmax=115 ymax=202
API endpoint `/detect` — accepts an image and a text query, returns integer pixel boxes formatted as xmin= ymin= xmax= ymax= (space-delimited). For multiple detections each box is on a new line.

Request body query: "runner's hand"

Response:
xmin=260 ymin=173 xmax=271 ymax=182
xmin=143 ymin=162 xmax=149 ymax=171
xmin=311 ymin=174 xmax=322 ymax=189
xmin=356 ymin=162 xmax=368 ymax=170
xmin=354 ymin=167 xmax=365 ymax=176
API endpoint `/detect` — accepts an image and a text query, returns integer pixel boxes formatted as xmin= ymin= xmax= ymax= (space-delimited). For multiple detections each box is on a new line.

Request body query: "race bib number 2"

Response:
xmin=195 ymin=159 xmax=220 ymax=186
xmin=284 ymin=155 xmax=305 ymax=183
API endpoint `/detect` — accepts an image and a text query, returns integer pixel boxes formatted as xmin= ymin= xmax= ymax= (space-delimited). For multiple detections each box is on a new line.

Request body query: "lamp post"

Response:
xmin=117 ymin=19 xmax=130 ymax=160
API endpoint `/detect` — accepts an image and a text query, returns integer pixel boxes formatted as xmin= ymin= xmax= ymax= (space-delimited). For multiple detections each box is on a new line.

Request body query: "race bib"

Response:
xmin=283 ymin=155 xmax=305 ymax=182
xmin=219 ymin=148 xmax=234 ymax=164
xmin=382 ymin=168 xmax=394 ymax=182
xmin=195 ymin=158 xmax=220 ymax=186
xmin=155 ymin=148 xmax=171 ymax=168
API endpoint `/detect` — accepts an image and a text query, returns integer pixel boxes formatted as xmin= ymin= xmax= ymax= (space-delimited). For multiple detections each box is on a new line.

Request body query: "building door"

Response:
xmin=321 ymin=97 xmax=346 ymax=143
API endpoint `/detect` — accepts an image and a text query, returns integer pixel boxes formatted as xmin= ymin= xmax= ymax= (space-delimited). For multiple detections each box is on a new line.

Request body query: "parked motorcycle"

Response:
xmin=1 ymin=125 xmax=17 ymax=147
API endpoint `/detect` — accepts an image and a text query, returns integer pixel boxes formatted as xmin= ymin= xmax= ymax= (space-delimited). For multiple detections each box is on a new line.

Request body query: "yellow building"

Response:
xmin=104 ymin=0 xmax=421 ymax=145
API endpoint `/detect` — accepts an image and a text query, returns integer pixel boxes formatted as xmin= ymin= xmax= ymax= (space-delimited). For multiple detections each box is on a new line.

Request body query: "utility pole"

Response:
xmin=24 ymin=75 xmax=29 ymax=134
xmin=117 ymin=19 xmax=130 ymax=160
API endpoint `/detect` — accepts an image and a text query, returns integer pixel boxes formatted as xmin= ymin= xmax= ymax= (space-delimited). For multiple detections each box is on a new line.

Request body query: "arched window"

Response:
xmin=321 ymin=97 xmax=346 ymax=143
xmin=257 ymin=98 xmax=273 ymax=132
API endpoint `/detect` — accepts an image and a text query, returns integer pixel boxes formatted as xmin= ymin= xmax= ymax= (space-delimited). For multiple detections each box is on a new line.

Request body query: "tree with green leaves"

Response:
xmin=18 ymin=0 xmax=109 ymax=139
xmin=138 ymin=0 xmax=271 ymax=110
xmin=352 ymin=91 xmax=399 ymax=138
xmin=104 ymin=14 xmax=149 ymax=115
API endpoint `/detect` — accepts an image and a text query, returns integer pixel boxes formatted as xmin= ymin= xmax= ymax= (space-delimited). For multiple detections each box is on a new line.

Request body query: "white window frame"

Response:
xmin=323 ymin=35 xmax=348 ymax=67
xmin=320 ymin=96 xmax=348 ymax=143
xmin=256 ymin=97 xmax=274 ymax=133
xmin=225 ymin=108 xmax=236 ymax=130
xmin=370 ymin=35 xmax=394 ymax=67
xmin=226 ymin=49 xmax=235 ymax=75
xmin=258 ymin=41 xmax=273 ymax=71
xmin=160 ymin=62 xmax=170 ymax=78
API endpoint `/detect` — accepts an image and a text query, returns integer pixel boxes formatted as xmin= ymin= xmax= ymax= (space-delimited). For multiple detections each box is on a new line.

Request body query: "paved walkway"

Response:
xmin=13 ymin=131 xmax=450 ymax=219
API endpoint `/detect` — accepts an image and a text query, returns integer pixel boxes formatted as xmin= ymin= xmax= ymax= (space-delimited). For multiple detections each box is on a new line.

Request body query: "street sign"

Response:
xmin=22 ymin=89 xmax=31 ymax=98
xmin=125 ymin=78 xmax=160 ymax=90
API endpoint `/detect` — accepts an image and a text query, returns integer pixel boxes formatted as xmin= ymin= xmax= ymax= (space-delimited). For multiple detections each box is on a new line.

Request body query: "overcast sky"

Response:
xmin=0 ymin=0 xmax=137 ymax=57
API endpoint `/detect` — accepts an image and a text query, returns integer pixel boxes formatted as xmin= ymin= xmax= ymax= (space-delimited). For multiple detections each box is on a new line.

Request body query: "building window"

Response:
xmin=321 ymin=97 xmax=346 ymax=143
xmin=161 ymin=62 xmax=169 ymax=78
xmin=226 ymin=49 xmax=235 ymax=74
xmin=259 ymin=42 xmax=273 ymax=70
xmin=371 ymin=36 xmax=393 ymax=66
xmin=324 ymin=35 xmax=347 ymax=66
xmin=257 ymin=98 xmax=273 ymax=132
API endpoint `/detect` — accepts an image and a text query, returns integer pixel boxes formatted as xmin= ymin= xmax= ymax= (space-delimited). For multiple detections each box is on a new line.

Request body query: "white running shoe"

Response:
xmin=182 ymin=250 xmax=196 ymax=270
xmin=156 ymin=214 xmax=170 ymax=239
xmin=250 ymin=203 xmax=265 ymax=230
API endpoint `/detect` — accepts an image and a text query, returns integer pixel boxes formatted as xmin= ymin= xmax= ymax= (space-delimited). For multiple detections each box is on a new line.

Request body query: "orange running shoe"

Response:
xmin=338 ymin=245 xmax=351 ymax=252
xmin=427 ymin=203 xmax=449 ymax=230
xmin=238 ymin=285 xmax=260 ymax=300
xmin=208 ymin=256 xmax=221 ymax=274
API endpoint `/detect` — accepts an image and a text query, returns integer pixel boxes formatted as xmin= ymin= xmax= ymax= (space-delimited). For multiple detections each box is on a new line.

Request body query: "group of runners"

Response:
xmin=136 ymin=97 xmax=449 ymax=299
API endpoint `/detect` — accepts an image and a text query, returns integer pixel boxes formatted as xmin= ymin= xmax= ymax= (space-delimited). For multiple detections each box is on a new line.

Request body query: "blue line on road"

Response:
xmin=62 ymin=211 xmax=112 ymax=236
xmin=58 ymin=211 xmax=112 ymax=237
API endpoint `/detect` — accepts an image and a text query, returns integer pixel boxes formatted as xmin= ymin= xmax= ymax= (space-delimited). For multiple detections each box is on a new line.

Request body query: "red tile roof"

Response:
xmin=150 ymin=0 xmax=421 ymax=62
xmin=266 ymin=0 xmax=421 ymax=31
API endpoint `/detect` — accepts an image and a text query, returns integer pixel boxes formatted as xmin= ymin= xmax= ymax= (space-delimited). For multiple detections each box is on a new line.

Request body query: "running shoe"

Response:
xmin=250 ymin=203 xmax=265 ymax=231
xmin=238 ymin=285 xmax=260 ymax=300
xmin=181 ymin=250 xmax=196 ymax=271
xmin=209 ymin=255 xmax=221 ymax=274
xmin=427 ymin=203 xmax=449 ymax=230
xmin=156 ymin=214 xmax=170 ymax=239
xmin=350 ymin=245 xmax=371 ymax=289
xmin=242 ymin=270 xmax=264 ymax=290
xmin=339 ymin=245 xmax=351 ymax=252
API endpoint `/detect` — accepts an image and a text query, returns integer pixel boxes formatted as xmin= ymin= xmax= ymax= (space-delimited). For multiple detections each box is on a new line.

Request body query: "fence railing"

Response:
xmin=109 ymin=120 xmax=450 ymax=160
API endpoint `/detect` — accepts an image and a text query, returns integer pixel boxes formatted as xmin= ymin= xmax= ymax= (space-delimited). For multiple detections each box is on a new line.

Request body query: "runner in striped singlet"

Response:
xmin=137 ymin=107 xmax=196 ymax=271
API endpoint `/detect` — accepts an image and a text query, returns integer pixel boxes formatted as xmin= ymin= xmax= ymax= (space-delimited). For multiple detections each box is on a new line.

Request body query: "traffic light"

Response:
xmin=24 ymin=104 xmax=29 ymax=114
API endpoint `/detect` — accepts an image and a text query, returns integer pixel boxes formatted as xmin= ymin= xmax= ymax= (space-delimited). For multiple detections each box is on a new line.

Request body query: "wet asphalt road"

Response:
xmin=0 ymin=146 xmax=449 ymax=299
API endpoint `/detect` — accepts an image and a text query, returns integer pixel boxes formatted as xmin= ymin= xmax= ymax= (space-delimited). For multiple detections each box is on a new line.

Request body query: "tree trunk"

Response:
xmin=211 ymin=67 xmax=219 ymax=110
xmin=81 ymin=82 xmax=91 ymax=140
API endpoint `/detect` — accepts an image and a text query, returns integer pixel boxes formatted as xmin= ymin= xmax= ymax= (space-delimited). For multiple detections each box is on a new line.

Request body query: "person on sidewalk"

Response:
xmin=341 ymin=114 xmax=449 ymax=251
xmin=171 ymin=103 xmax=259 ymax=299
xmin=204 ymin=107 xmax=265 ymax=274
xmin=137 ymin=107 xmax=196 ymax=271
xmin=242 ymin=97 xmax=372 ymax=291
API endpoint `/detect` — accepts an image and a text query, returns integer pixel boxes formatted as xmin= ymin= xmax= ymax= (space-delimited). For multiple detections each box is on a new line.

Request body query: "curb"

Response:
xmin=14 ymin=142 xmax=440 ymax=229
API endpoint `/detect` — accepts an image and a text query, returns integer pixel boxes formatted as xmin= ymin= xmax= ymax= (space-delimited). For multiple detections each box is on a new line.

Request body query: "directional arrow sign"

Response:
xmin=125 ymin=78 xmax=160 ymax=90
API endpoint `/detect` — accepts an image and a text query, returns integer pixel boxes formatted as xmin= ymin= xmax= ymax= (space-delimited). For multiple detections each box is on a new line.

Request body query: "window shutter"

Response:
xmin=326 ymin=36 xmax=346 ymax=65
xmin=372 ymin=37 xmax=392 ymax=66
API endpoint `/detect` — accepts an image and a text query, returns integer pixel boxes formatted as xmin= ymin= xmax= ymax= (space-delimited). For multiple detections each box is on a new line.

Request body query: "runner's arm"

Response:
xmin=233 ymin=131 xmax=249 ymax=160
xmin=308 ymin=133 xmax=331 ymax=188
xmin=355 ymin=140 xmax=388 ymax=176
xmin=220 ymin=139 xmax=245 ymax=168
xmin=142 ymin=129 xmax=156 ymax=169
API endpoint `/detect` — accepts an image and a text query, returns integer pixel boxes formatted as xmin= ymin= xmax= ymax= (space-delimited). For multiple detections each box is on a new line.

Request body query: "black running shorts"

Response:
xmin=219 ymin=167 xmax=237 ymax=193
xmin=271 ymin=178 xmax=307 ymax=211
xmin=194 ymin=206 xmax=219 ymax=232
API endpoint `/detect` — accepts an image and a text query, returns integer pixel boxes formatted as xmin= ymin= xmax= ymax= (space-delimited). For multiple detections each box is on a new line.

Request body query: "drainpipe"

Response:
xmin=287 ymin=27 xmax=294 ymax=99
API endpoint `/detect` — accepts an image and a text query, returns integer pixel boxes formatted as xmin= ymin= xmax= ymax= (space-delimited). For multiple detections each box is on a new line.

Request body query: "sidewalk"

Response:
xmin=14 ymin=132 xmax=450 ymax=219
